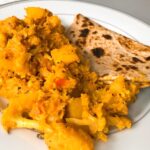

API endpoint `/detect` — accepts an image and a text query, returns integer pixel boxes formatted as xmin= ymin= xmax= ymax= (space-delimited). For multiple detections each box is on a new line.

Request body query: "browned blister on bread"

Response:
xmin=67 ymin=14 xmax=150 ymax=87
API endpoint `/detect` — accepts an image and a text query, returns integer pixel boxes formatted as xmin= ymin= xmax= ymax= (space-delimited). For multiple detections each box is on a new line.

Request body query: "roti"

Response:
xmin=67 ymin=14 xmax=150 ymax=87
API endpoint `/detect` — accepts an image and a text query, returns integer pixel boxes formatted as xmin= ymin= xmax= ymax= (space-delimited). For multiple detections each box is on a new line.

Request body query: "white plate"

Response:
xmin=0 ymin=0 xmax=150 ymax=150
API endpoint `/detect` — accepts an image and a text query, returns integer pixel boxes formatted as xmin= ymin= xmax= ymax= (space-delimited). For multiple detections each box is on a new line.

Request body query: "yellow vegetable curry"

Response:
xmin=0 ymin=7 xmax=139 ymax=150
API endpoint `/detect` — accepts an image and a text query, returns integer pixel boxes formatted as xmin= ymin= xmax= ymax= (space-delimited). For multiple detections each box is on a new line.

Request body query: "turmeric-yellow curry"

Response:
xmin=0 ymin=7 xmax=139 ymax=150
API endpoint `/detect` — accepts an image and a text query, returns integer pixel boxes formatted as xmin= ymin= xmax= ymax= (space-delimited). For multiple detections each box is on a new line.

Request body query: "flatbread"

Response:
xmin=67 ymin=14 xmax=150 ymax=87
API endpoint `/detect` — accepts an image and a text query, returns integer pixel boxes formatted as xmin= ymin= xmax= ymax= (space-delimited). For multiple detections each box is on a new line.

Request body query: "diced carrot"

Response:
xmin=55 ymin=78 xmax=66 ymax=89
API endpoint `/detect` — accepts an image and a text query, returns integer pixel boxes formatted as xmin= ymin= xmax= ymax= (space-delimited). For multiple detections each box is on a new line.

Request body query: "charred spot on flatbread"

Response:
xmin=91 ymin=47 xmax=105 ymax=58
xmin=82 ymin=23 xmax=88 ymax=28
xmin=89 ymin=22 xmax=94 ymax=26
xmin=120 ymin=54 xmax=124 ymax=58
xmin=70 ymin=30 xmax=74 ymax=34
xmin=80 ymin=28 xmax=90 ymax=37
xmin=113 ymin=63 xmax=118 ymax=67
xmin=92 ymin=31 xmax=97 ymax=34
xmin=130 ymin=66 xmax=138 ymax=70
xmin=83 ymin=16 xmax=94 ymax=25
xmin=122 ymin=65 xmax=130 ymax=70
xmin=146 ymin=56 xmax=150 ymax=61
xmin=132 ymin=57 xmax=144 ymax=63
xmin=75 ymin=41 xmax=83 ymax=47
xmin=116 ymin=67 xmax=122 ymax=71
xmin=75 ymin=40 xmax=85 ymax=47
xmin=102 ymin=34 xmax=112 ymax=40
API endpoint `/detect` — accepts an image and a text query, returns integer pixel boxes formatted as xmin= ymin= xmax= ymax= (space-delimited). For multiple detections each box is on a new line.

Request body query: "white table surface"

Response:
xmin=0 ymin=0 xmax=149 ymax=25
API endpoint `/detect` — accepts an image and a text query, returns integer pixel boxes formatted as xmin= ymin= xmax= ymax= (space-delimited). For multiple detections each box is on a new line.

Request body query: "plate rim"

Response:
xmin=0 ymin=0 xmax=149 ymax=28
